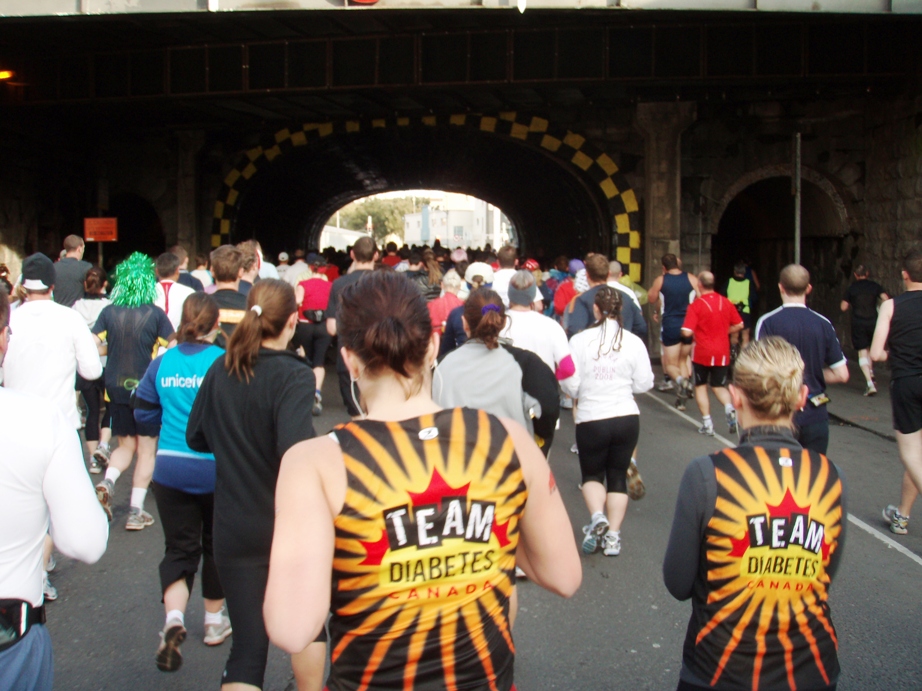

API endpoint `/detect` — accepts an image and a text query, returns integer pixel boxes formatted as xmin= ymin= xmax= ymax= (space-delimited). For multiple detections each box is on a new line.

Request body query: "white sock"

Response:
xmin=703 ymin=415 xmax=713 ymax=425
xmin=165 ymin=610 xmax=185 ymax=627
xmin=725 ymin=403 xmax=735 ymax=416
xmin=630 ymin=457 xmax=638 ymax=467
xmin=104 ymin=467 xmax=121 ymax=484
xmin=98 ymin=441 xmax=110 ymax=451
xmin=204 ymin=608 xmax=225 ymax=626
xmin=130 ymin=487 xmax=147 ymax=511
xmin=676 ymin=376 xmax=686 ymax=387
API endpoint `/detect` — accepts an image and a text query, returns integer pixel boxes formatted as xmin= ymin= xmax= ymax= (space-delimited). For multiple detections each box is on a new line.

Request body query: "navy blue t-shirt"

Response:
xmin=755 ymin=305 xmax=846 ymax=426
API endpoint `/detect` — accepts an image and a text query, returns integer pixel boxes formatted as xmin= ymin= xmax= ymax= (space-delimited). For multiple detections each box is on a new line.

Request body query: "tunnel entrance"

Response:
xmin=230 ymin=123 xmax=607 ymax=263
xmin=323 ymin=191 xmax=515 ymax=253
xmin=215 ymin=114 xmax=643 ymax=280
xmin=712 ymin=176 xmax=847 ymax=321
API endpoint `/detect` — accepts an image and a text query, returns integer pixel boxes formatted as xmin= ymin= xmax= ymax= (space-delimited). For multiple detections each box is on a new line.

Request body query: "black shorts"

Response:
xmin=661 ymin=317 xmax=686 ymax=347
xmin=574 ymin=415 xmax=640 ymax=493
xmin=739 ymin=312 xmax=752 ymax=330
xmin=294 ymin=321 xmax=333 ymax=369
xmin=110 ymin=401 xmax=158 ymax=438
xmin=851 ymin=318 xmax=876 ymax=351
xmin=693 ymin=363 xmax=730 ymax=388
xmin=891 ymin=374 xmax=922 ymax=435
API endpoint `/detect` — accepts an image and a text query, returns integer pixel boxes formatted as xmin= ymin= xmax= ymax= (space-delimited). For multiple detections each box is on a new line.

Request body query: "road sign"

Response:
xmin=84 ymin=217 xmax=118 ymax=242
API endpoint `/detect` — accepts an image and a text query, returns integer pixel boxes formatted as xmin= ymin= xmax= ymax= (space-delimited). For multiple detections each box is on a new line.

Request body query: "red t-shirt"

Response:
xmin=427 ymin=292 xmax=463 ymax=334
xmin=298 ymin=278 xmax=333 ymax=318
xmin=381 ymin=254 xmax=401 ymax=267
xmin=682 ymin=292 xmax=742 ymax=366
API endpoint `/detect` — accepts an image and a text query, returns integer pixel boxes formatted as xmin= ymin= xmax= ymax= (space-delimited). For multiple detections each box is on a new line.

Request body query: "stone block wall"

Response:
xmin=863 ymin=94 xmax=922 ymax=296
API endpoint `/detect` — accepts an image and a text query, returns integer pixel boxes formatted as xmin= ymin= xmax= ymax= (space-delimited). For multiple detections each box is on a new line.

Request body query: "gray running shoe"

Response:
xmin=90 ymin=445 xmax=110 ymax=474
xmin=865 ymin=382 xmax=877 ymax=397
xmin=698 ymin=422 xmax=715 ymax=437
xmin=656 ymin=379 xmax=675 ymax=392
xmin=726 ymin=409 xmax=738 ymax=434
xmin=43 ymin=573 xmax=58 ymax=602
xmin=883 ymin=505 xmax=908 ymax=535
xmin=126 ymin=508 xmax=155 ymax=531
xmin=312 ymin=391 xmax=323 ymax=416
xmin=203 ymin=614 xmax=233 ymax=646
xmin=95 ymin=479 xmax=114 ymax=521
xmin=602 ymin=531 xmax=621 ymax=557
xmin=156 ymin=620 xmax=187 ymax=672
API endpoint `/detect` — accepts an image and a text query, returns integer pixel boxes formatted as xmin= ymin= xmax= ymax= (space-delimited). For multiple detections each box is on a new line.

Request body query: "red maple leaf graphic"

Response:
xmin=492 ymin=519 xmax=511 ymax=548
xmin=359 ymin=530 xmax=390 ymax=567
xmin=820 ymin=538 xmax=831 ymax=561
xmin=728 ymin=534 xmax=750 ymax=557
xmin=766 ymin=488 xmax=809 ymax=520
xmin=407 ymin=468 xmax=470 ymax=510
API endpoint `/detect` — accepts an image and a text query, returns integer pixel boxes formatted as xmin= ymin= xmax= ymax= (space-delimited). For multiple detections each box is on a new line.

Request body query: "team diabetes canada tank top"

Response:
xmin=688 ymin=445 xmax=844 ymax=691
xmin=328 ymin=407 xmax=526 ymax=691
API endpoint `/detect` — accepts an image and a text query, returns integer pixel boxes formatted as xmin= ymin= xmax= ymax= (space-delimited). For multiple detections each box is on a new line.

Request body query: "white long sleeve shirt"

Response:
xmin=0 ymin=388 xmax=109 ymax=606
xmin=561 ymin=321 xmax=654 ymax=424
xmin=4 ymin=299 xmax=103 ymax=428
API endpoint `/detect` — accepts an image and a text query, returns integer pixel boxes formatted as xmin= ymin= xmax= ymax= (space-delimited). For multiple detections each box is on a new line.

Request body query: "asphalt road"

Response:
xmin=47 ymin=376 xmax=922 ymax=690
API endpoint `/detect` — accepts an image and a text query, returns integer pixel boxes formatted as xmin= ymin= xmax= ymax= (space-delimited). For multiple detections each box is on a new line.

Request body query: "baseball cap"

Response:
xmin=306 ymin=252 xmax=326 ymax=266
xmin=464 ymin=262 xmax=494 ymax=286
xmin=523 ymin=258 xmax=540 ymax=271
xmin=22 ymin=253 xmax=55 ymax=291
xmin=278 ymin=252 xmax=289 ymax=262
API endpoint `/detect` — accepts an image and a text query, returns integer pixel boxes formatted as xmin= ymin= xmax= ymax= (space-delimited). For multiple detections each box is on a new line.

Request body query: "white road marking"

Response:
xmin=642 ymin=391 xmax=922 ymax=569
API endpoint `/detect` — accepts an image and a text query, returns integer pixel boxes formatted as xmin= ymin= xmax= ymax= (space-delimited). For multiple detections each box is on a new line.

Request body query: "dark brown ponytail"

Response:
xmin=225 ymin=279 xmax=297 ymax=381
xmin=177 ymin=292 xmax=220 ymax=345
xmin=463 ymin=288 xmax=505 ymax=350
xmin=338 ymin=271 xmax=432 ymax=383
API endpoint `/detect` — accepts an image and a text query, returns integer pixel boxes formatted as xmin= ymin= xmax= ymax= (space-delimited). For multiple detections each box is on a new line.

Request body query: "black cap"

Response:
xmin=306 ymin=252 xmax=326 ymax=266
xmin=22 ymin=253 xmax=55 ymax=291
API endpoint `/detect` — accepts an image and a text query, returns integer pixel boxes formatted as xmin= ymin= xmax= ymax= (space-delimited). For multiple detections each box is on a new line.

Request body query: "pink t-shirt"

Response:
xmin=682 ymin=292 xmax=742 ymax=366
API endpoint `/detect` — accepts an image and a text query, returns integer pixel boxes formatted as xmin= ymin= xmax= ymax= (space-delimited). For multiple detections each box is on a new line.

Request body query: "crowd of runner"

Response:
xmin=1 ymin=232 xmax=921 ymax=691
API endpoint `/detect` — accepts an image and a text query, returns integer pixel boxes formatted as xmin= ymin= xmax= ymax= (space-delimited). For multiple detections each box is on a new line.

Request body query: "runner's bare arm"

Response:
xmin=870 ymin=299 xmax=894 ymax=362
xmin=500 ymin=417 xmax=581 ymax=598
xmin=265 ymin=436 xmax=346 ymax=654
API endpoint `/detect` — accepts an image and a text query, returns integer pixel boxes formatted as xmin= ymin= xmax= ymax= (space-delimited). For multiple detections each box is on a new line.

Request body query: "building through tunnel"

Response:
xmin=712 ymin=175 xmax=850 ymax=321
xmin=221 ymin=118 xmax=617 ymax=266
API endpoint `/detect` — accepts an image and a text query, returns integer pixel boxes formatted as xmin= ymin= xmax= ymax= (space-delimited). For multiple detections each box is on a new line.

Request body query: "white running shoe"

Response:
xmin=602 ymin=531 xmax=621 ymax=557
xmin=204 ymin=614 xmax=233 ymax=646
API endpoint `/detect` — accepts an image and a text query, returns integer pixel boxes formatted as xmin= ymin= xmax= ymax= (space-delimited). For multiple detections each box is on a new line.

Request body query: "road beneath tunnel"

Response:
xmin=45 ymin=366 xmax=922 ymax=691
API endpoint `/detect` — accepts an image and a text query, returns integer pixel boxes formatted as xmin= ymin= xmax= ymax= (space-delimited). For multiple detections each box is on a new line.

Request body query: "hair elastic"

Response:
xmin=250 ymin=305 xmax=263 ymax=316
xmin=481 ymin=304 xmax=501 ymax=315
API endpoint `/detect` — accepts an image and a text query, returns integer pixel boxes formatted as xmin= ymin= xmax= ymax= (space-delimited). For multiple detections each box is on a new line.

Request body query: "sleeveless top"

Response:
xmin=686 ymin=445 xmax=844 ymax=690
xmin=661 ymin=272 xmax=694 ymax=321
xmin=328 ymin=407 xmax=526 ymax=691
xmin=888 ymin=291 xmax=922 ymax=380
xmin=726 ymin=277 xmax=752 ymax=314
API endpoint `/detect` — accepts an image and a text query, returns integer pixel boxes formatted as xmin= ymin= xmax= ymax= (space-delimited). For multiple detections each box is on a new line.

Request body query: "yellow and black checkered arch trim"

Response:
xmin=213 ymin=113 xmax=643 ymax=282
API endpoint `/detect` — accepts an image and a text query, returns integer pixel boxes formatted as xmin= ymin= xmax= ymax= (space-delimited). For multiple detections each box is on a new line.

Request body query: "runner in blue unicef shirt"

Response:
xmin=133 ymin=292 xmax=231 ymax=673
xmin=755 ymin=264 xmax=849 ymax=455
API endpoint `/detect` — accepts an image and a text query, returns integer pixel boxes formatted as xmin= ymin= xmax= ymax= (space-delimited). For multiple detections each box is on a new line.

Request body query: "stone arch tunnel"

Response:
xmin=215 ymin=113 xmax=642 ymax=277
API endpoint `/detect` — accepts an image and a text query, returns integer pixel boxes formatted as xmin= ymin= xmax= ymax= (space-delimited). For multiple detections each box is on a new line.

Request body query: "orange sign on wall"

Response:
xmin=84 ymin=217 xmax=118 ymax=242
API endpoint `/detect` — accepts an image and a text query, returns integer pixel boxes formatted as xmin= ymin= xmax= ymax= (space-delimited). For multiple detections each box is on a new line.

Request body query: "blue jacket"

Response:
xmin=135 ymin=343 xmax=224 ymax=494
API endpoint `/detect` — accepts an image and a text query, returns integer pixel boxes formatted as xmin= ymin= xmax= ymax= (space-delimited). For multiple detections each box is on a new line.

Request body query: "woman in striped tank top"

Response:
xmin=265 ymin=270 xmax=581 ymax=691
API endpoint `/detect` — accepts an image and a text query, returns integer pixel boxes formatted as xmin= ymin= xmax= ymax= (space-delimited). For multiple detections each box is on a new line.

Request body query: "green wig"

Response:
xmin=110 ymin=252 xmax=157 ymax=308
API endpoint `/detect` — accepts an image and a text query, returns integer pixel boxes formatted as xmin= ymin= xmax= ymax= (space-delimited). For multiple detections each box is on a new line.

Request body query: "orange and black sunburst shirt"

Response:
xmin=664 ymin=427 xmax=847 ymax=691
xmin=327 ymin=407 xmax=526 ymax=691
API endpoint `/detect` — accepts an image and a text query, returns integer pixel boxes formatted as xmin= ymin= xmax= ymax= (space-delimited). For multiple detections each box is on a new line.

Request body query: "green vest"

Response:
xmin=727 ymin=277 xmax=751 ymax=314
